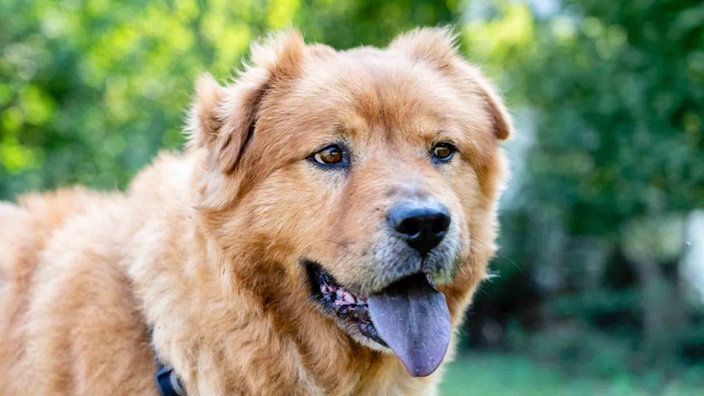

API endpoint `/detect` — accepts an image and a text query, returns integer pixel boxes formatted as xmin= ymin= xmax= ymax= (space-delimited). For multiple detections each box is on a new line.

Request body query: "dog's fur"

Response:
xmin=0 ymin=28 xmax=511 ymax=395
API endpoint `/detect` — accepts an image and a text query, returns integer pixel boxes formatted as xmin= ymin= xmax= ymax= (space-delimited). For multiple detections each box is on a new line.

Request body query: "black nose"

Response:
xmin=388 ymin=202 xmax=451 ymax=256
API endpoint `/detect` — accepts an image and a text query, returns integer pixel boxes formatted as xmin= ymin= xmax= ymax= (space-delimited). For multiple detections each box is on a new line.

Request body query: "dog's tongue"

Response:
xmin=367 ymin=273 xmax=451 ymax=377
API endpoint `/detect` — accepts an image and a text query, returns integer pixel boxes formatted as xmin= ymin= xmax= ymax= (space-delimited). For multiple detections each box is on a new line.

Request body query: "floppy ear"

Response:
xmin=187 ymin=30 xmax=305 ymax=173
xmin=389 ymin=27 xmax=512 ymax=140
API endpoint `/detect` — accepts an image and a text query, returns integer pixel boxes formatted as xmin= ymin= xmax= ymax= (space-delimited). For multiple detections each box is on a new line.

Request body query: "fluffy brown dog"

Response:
xmin=0 ymin=28 xmax=511 ymax=395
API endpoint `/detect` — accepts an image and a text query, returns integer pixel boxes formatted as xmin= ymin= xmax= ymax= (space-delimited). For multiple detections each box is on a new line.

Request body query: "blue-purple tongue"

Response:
xmin=367 ymin=273 xmax=451 ymax=377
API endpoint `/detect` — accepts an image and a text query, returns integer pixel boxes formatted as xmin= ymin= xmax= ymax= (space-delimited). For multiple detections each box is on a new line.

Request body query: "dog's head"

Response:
xmin=188 ymin=28 xmax=511 ymax=377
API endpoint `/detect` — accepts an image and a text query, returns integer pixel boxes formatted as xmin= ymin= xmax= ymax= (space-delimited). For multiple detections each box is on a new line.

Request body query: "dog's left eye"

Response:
xmin=430 ymin=142 xmax=457 ymax=163
xmin=310 ymin=144 xmax=348 ymax=168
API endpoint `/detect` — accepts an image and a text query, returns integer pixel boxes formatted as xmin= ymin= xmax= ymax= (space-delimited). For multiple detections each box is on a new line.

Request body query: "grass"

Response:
xmin=440 ymin=353 xmax=703 ymax=396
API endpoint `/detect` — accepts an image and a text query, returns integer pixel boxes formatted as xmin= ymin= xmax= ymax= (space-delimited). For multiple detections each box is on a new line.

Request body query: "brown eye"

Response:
xmin=431 ymin=142 xmax=456 ymax=163
xmin=312 ymin=145 xmax=346 ymax=167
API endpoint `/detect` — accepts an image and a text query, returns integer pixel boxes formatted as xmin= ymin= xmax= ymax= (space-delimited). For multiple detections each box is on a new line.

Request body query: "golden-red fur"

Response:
xmin=0 ymin=28 xmax=511 ymax=395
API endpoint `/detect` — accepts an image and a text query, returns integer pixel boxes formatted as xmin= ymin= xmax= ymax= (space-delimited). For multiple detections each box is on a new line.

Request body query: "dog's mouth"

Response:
xmin=305 ymin=261 xmax=386 ymax=346
xmin=304 ymin=261 xmax=451 ymax=377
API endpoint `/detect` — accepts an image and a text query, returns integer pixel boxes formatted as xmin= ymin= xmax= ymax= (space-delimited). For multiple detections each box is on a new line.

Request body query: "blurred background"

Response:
xmin=1 ymin=0 xmax=703 ymax=394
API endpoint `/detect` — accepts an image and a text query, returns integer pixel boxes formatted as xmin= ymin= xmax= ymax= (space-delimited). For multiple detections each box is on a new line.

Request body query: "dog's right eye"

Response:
xmin=310 ymin=145 xmax=348 ymax=168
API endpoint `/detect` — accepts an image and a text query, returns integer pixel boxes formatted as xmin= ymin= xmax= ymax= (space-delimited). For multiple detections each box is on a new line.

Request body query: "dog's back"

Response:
xmin=1 ymin=188 xmax=110 ymax=300
xmin=0 ymin=189 xmax=96 ymax=304
xmin=0 ymin=188 xmax=155 ymax=395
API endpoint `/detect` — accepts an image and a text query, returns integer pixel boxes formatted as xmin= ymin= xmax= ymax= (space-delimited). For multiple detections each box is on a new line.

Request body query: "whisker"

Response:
xmin=471 ymin=236 xmax=528 ymax=278
xmin=475 ymin=284 xmax=494 ymax=299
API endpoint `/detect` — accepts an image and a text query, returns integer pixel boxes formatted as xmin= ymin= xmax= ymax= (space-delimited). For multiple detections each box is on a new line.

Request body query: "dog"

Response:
xmin=0 ymin=28 xmax=511 ymax=395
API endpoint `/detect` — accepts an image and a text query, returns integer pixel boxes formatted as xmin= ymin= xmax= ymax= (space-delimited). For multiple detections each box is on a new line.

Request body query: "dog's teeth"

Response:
xmin=343 ymin=292 xmax=354 ymax=304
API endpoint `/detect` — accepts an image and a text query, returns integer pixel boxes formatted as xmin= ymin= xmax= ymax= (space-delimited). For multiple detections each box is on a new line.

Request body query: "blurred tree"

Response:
xmin=463 ymin=0 xmax=704 ymax=375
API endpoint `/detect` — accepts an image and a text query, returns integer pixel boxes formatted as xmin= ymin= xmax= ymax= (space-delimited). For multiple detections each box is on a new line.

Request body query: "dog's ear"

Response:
xmin=187 ymin=30 xmax=305 ymax=173
xmin=188 ymin=73 xmax=226 ymax=151
xmin=389 ymin=27 xmax=512 ymax=140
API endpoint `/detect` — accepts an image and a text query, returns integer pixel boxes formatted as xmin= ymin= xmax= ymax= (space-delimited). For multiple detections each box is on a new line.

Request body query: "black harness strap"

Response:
xmin=150 ymin=328 xmax=186 ymax=396
xmin=155 ymin=358 xmax=186 ymax=396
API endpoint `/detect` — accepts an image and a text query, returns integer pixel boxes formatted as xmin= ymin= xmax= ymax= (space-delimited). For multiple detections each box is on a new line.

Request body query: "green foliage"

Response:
xmin=462 ymin=0 xmax=703 ymax=366
xmin=522 ymin=0 xmax=704 ymax=235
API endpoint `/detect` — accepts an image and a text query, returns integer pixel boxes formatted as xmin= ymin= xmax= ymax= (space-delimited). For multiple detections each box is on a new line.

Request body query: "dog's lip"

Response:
xmin=303 ymin=260 xmax=387 ymax=347
xmin=303 ymin=260 xmax=365 ymax=298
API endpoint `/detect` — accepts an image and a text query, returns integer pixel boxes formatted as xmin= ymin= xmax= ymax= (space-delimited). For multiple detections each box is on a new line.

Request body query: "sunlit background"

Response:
xmin=2 ymin=0 xmax=703 ymax=394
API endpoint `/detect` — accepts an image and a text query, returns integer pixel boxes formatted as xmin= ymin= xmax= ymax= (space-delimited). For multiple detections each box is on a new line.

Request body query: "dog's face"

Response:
xmin=190 ymin=29 xmax=510 ymax=377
